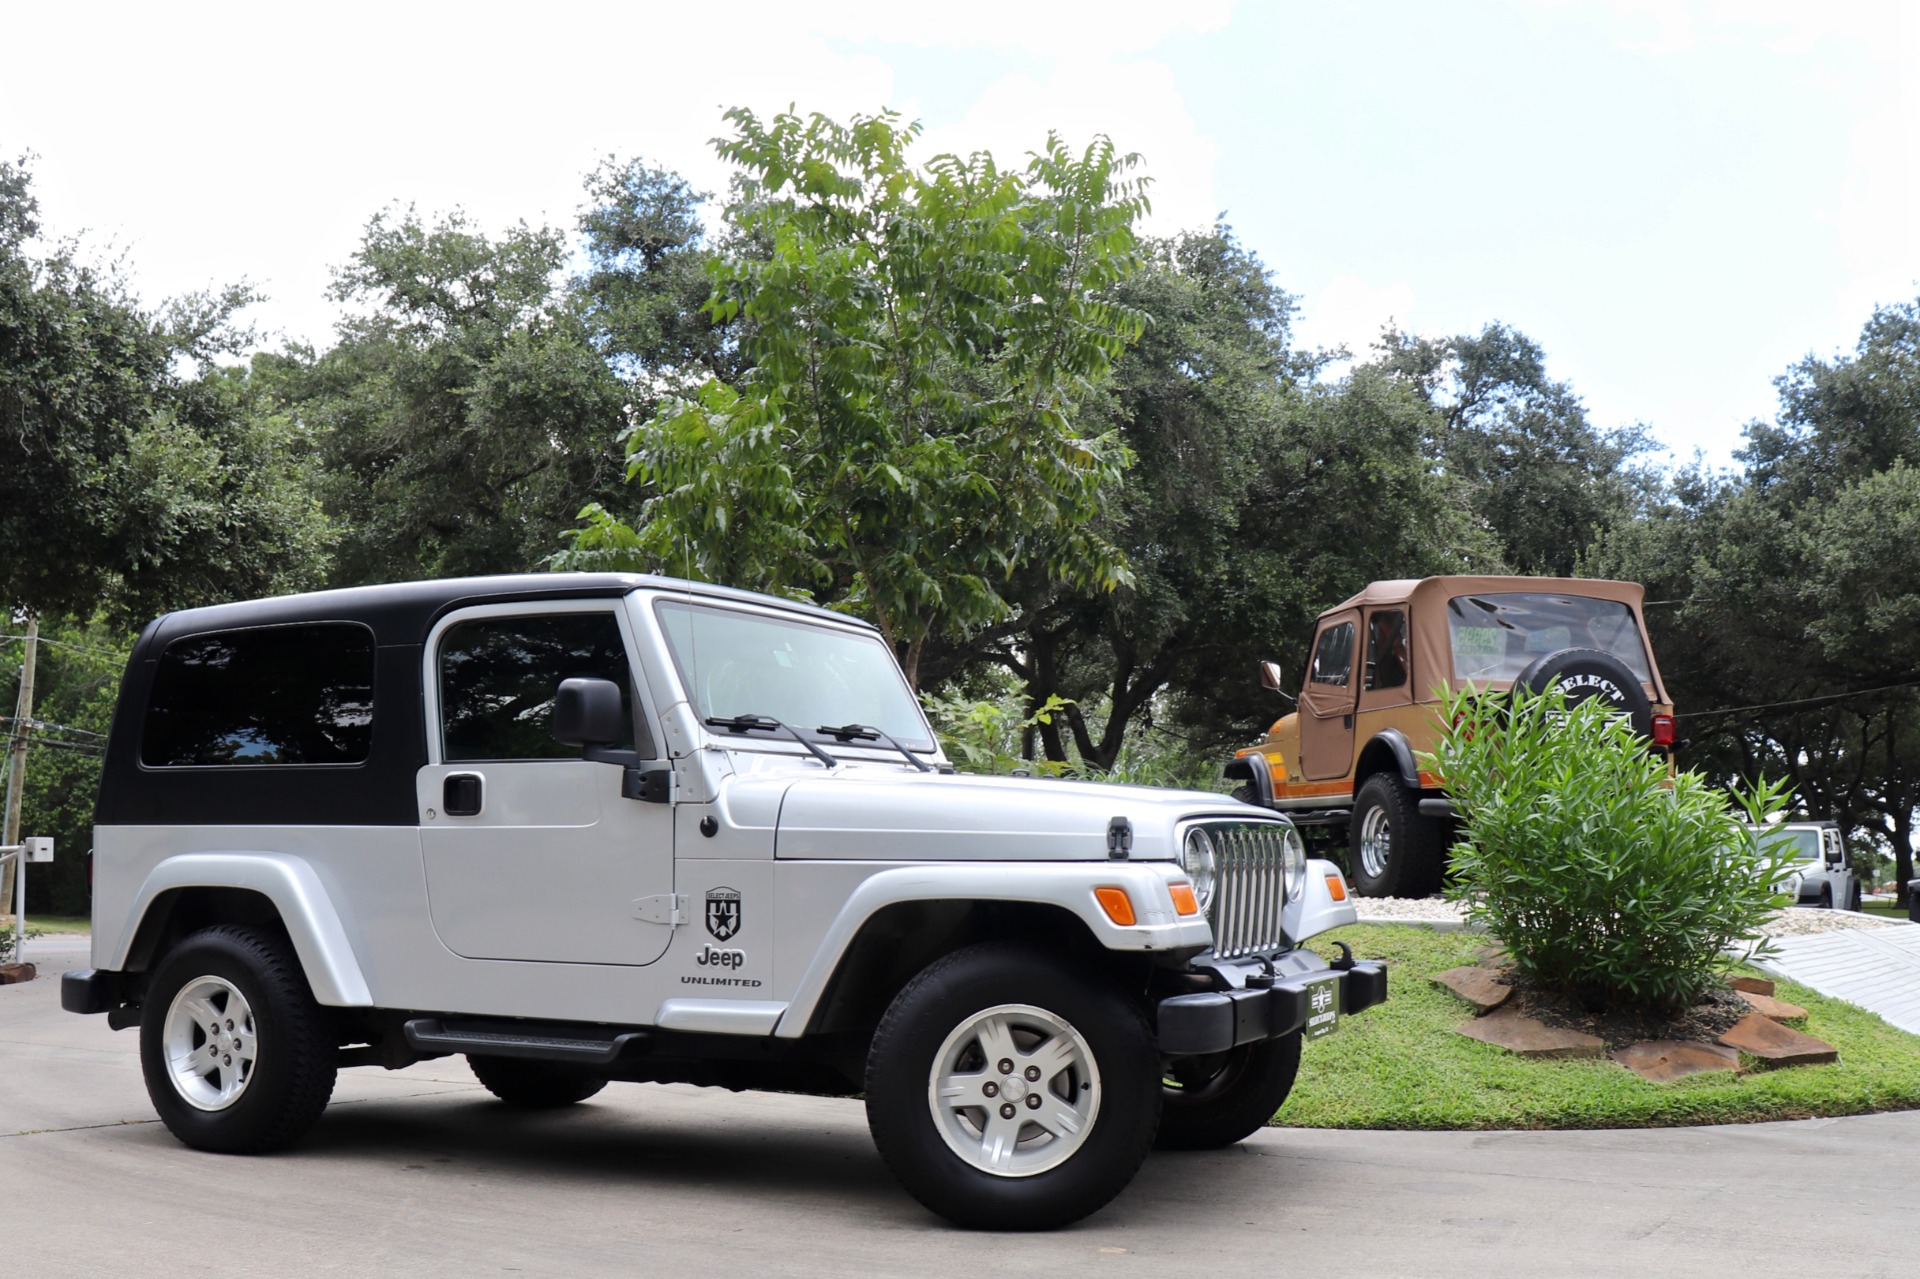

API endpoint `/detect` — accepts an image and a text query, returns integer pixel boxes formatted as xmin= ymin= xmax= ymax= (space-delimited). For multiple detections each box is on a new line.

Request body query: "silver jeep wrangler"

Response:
xmin=66 ymin=573 xmax=1384 ymax=1229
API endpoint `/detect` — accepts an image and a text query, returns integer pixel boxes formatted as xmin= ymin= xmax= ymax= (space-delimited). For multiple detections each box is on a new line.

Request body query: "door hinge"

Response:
xmin=631 ymin=893 xmax=688 ymax=926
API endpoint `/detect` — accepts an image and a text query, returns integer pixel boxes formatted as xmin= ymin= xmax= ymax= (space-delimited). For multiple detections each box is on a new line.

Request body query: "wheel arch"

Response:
xmin=105 ymin=854 xmax=372 ymax=1007
xmin=1354 ymin=728 xmax=1420 ymax=791
xmin=774 ymin=864 xmax=1197 ymax=1040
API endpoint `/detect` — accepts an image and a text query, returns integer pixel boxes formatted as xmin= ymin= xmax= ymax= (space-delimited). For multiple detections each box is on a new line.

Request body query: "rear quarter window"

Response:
xmin=141 ymin=623 xmax=376 ymax=767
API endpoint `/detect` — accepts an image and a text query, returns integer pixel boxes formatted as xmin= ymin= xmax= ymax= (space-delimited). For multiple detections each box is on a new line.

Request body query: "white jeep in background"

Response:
xmin=65 ymin=573 xmax=1384 ymax=1229
xmin=1754 ymin=821 xmax=1863 ymax=912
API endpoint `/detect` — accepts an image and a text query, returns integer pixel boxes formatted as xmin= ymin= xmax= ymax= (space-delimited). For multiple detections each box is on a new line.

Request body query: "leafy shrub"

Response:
xmin=1429 ymin=685 xmax=1798 ymax=1014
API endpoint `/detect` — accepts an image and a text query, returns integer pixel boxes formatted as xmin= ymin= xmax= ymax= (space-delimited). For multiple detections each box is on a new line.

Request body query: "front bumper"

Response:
xmin=1156 ymin=959 xmax=1387 ymax=1055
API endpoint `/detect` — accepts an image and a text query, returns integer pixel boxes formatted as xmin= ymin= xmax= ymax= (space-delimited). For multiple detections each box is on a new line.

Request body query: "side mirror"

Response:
xmin=1259 ymin=660 xmax=1287 ymax=693
xmin=552 ymin=677 xmax=626 ymax=749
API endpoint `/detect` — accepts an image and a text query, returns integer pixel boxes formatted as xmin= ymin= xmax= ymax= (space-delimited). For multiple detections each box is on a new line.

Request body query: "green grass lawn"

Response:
xmin=21 ymin=915 xmax=90 ymax=934
xmin=1861 ymin=902 xmax=1910 ymax=921
xmin=1281 ymin=923 xmax=1920 ymax=1130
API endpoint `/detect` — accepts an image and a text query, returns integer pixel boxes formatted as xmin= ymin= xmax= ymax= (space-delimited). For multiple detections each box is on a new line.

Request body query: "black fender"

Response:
xmin=1355 ymin=728 xmax=1420 ymax=791
xmin=1223 ymin=754 xmax=1275 ymax=808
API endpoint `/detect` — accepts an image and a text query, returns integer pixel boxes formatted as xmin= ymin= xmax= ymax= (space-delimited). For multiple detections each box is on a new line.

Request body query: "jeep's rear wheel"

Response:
xmin=864 ymin=942 xmax=1160 ymax=1230
xmin=1155 ymin=1032 xmax=1301 ymax=1150
xmin=140 ymin=926 xmax=337 ymax=1153
xmin=467 ymin=1055 xmax=608 ymax=1108
xmin=1349 ymin=773 xmax=1446 ymax=897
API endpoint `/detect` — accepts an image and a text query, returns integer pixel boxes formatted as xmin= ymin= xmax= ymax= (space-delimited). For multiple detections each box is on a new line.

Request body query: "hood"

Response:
xmin=761 ymin=770 xmax=1270 ymax=861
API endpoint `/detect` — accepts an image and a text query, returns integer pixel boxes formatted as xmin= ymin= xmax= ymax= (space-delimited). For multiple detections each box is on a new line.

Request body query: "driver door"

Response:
xmin=1299 ymin=611 xmax=1359 ymax=781
xmin=418 ymin=602 xmax=676 ymax=966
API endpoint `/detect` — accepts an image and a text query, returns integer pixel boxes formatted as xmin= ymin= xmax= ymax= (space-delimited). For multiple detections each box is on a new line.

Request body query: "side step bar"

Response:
xmin=403 ymin=1017 xmax=650 ymax=1066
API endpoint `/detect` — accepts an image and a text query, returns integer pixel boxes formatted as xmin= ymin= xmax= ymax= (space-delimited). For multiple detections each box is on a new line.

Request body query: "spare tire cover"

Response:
xmin=1514 ymin=647 xmax=1654 ymax=740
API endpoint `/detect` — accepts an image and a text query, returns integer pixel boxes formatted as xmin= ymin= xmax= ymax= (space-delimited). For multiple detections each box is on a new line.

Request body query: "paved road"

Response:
xmin=5 ymin=939 xmax=1912 ymax=1278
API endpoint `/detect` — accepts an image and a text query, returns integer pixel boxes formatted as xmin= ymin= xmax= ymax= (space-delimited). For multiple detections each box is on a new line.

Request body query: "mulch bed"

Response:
xmin=1498 ymin=979 xmax=1752 ymax=1052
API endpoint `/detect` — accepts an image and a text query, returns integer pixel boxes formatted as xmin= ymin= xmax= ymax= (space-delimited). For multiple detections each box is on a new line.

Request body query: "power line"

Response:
xmin=1679 ymin=679 xmax=1920 ymax=723
xmin=0 ymin=633 xmax=129 ymax=660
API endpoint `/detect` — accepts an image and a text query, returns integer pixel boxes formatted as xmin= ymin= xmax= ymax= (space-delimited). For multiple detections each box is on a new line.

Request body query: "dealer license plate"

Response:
xmin=1303 ymin=973 xmax=1340 ymax=1039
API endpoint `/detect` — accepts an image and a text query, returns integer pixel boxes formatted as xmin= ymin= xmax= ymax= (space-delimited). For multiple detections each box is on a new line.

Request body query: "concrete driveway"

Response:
xmin=4 ymin=937 xmax=1911 ymax=1278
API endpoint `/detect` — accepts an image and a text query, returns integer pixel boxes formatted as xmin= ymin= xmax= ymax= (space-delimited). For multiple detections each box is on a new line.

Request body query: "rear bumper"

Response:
xmin=1156 ymin=959 xmax=1387 ymax=1055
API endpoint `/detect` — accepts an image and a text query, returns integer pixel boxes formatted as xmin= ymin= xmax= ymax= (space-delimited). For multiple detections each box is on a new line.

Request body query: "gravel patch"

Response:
xmin=1351 ymin=897 xmax=1910 ymax=938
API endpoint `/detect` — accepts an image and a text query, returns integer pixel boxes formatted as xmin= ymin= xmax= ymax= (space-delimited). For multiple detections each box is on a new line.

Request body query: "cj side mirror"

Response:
xmin=552 ymin=677 xmax=626 ymax=749
xmin=1259 ymin=660 xmax=1287 ymax=692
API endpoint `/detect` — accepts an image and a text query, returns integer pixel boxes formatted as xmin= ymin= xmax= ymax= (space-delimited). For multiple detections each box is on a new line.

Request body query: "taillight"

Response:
xmin=1651 ymin=714 xmax=1676 ymax=747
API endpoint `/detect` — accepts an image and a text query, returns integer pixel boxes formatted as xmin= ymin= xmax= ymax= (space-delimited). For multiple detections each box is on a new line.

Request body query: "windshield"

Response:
xmin=655 ymin=601 xmax=934 ymax=751
xmin=1745 ymin=826 xmax=1822 ymax=863
xmin=1446 ymin=592 xmax=1653 ymax=684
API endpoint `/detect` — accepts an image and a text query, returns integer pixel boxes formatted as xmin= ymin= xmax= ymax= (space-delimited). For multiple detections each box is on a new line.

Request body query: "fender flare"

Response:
xmin=1223 ymin=752 xmax=1276 ymax=808
xmin=104 ymin=853 xmax=373 ymax=1007
xmin=771 ymin=862 xmax=1213 ymax=1039
xmin=1358 ymin=728 xmax=1421 ymax=791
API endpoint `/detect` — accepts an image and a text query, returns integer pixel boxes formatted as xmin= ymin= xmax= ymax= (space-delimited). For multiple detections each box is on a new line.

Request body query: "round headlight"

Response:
xmin=1282 ymin=823 xmax=1306 ymax=902
xmin=1181 ymin=828 xmax=1217 ymax=912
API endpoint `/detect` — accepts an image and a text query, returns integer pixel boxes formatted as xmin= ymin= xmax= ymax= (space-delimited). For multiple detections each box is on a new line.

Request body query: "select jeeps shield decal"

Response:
xmin=705 ymin=886 xmax=742 ymax=941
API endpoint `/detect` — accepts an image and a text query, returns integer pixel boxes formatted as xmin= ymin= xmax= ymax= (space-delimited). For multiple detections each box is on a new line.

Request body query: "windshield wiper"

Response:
xmin=703 ymin=714 xmax=838 ymax=768
xmin=818 ymin=723 xmax=934 ymax=773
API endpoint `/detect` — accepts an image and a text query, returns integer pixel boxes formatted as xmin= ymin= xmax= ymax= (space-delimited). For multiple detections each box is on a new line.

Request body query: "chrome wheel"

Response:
xmin=1358 ymin=804 xmax=1393 ymax=880
xmin=162 ymin=976 xmax=257 ymax=1111
xmin=926 ymin=1003 xmax=1101 ymax=1178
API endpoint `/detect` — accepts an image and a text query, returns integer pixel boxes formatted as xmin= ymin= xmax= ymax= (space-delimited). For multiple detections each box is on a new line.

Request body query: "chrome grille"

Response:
xmin=1198 ymin=821 xmax=1290 ymax=959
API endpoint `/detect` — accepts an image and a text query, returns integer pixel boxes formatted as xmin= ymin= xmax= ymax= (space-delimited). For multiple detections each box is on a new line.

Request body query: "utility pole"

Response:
xmin=1 ymin=616 xmax=38 ymax=932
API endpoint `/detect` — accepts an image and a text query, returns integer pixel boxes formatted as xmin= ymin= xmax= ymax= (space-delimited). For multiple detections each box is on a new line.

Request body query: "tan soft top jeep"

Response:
xmin=1226 ymin=575 xmax=1675 ymax=898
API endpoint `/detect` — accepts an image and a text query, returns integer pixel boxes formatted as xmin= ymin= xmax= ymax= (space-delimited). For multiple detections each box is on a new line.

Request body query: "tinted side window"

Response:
xmin=143 ymin=624 xmax=375 ymax=767
xmin=1365 ymin=610 xmax=1408 ymax=691
xmin=1309 ymin=622 xmax=1355 ymax=687
xmin=440 ymin=613 xmax=638 ymax=762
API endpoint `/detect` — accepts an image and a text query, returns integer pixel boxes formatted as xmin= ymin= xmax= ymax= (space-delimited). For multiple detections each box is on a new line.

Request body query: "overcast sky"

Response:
xmin=5 ymin=0 xmax=1915 ymax=468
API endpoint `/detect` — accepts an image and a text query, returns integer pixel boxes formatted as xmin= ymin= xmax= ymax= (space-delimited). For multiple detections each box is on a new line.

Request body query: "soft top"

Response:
xmin=1325 ymin=575 xmax=1646 ymax=617
xmin=1320 ymin=575 xmax=1662 ymax=701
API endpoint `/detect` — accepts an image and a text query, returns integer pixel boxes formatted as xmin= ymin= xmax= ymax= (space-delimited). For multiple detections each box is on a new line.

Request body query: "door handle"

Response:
xmin=1343 ymin=714 xmax=1353 ymax=728
xmin=443 ymin=772 xmax=484 ymax=817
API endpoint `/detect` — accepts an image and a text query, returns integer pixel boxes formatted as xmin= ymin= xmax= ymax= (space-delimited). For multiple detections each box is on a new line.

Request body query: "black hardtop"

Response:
xmin=97 ymin=573 xmax=867 ymax=829
xmin=139 ymin=571 xmax=864 ymax=653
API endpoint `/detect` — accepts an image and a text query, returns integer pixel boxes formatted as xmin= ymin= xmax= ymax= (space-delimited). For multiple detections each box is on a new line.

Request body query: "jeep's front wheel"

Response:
xmin=864 ymin=942 xmax=1160 ymax=1230
xmin=467 ymin=1055 xmax=607 ymax=1108
xmin=1155 ymin=1032 xmax=1301 ymax=1150
xmin=139 ymin=926 xmax=338 ymax=1153
xmin=1350 ymin=773 xmax=1446 ymax=897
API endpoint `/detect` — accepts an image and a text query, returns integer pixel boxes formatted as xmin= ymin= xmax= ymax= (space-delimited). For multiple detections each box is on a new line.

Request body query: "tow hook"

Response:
xmin=1325 ymin=939 xmax=1357 ymax=972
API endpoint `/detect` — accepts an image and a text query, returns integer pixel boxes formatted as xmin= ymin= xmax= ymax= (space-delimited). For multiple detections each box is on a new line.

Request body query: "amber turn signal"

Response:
xmin=1168 ymin=882 xmax=1200 ymax=916
xmin=1094 ymin=886 xmax=1137 ymax=926
xmin=1325 ymin=872 xmax=1348 ymax=902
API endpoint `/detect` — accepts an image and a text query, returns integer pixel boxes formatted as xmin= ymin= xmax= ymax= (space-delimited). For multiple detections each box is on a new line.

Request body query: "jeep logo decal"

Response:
xmin=705 ymin=886 xmax=742 ymax=941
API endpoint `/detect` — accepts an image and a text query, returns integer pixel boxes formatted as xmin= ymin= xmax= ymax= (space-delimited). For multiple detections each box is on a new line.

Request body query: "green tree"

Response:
xmin=1374 ymin=323 xmax=1653 ymax=576
xmin=565 ymin=108 xmax=1150 ymax=686
xmin=935 ymin=226 xmax=1493 ymax=768
xmin=0 ymin=155 xmax=329 ymax=621
xmin=573 ymin=157 xmax=741 ymax=419
xmin=265 ymin=207 xmax=627 ymax=584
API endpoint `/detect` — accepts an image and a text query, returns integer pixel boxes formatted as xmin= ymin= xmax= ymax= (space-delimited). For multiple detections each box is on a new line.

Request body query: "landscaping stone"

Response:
xmin=1611 ymin=1040 xmax=1740 ymax=1082
xmin=1433 ymin=964 xmax=1512 ymax=1011
xmin=1718 ymin=1013 xmax=1838 ymax=1065
xmin=1456 ymin=1007 xmax=1606 ymax=1058
xmin=1728 ymin=976 xmax=1776 ymax=997
xmin=1473 ymin=943 xmax=1509 ymax=967
xmin=1735 ymin=989 xmax=1808 ymax=1021
xmin=0 ymin=963 xmax=36 ymax=985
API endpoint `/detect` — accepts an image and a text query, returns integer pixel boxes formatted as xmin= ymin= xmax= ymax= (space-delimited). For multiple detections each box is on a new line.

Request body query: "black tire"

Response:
xmin=1849 ymin=882 xmax=1864 ymax=912
xmin=1818 ymin=885 xmax=1834 ymax=910
xmin=139 ymin=925 xmax=338 ymax=1154
xmin=864 ymin=941 xmax=1160 ymax=1230
xmin=467 ymin=1055 xmax=608 ymax=1108
xmin=1349 ymin=772 xmax=1446 ymax=897
xmin=1514 ymin=647 xmax=1654 ymax=740
xmin=1155 ymin=1032 xmax=1301 ymax=1150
